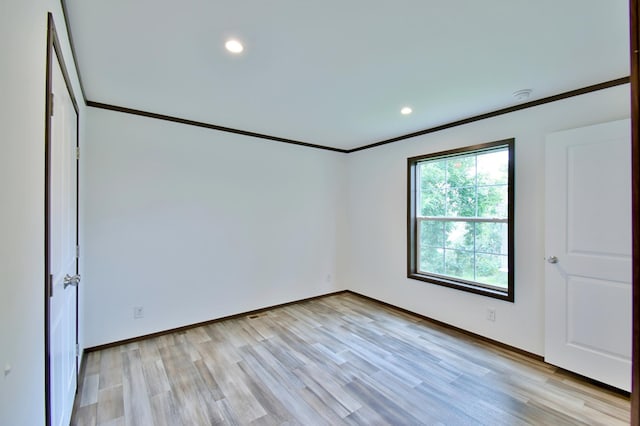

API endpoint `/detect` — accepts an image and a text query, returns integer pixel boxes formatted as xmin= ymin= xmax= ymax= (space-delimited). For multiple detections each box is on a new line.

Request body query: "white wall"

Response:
xmin=0 ymin=1 xmax=85 ymax=425
xmin=0 ymin=2 xmax=630 ymax=423
xmin=344 ymin=84 xmax=630 ymax=355
xmin=83 ymin=84 xmax=630 ymax=356
xmin=83 ymin=108 xmax=347 ymax=347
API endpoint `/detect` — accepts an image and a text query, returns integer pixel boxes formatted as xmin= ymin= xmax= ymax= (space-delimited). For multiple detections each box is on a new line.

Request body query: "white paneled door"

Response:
xmin=544 ymin=119 xmax=632 ymax=391
xmin=48 ymin=52 xmax=79 ymax=426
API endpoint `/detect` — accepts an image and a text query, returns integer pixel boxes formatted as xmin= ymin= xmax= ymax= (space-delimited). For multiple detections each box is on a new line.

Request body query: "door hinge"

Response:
xmin=48 ymin=274 xmax=54 ymax=298
xmin=75 ymin=344 xmax=80 ymax=357
xmin=49 ymin=93 xmax=54 ymax=117
xmin=75 ymin=146 xmax=80 ymax=160
xmin=76 ymin=245 xmax=80 ymax=259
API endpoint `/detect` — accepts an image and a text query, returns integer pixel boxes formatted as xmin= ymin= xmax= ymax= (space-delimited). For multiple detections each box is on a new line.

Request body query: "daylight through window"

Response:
xmin=407 ymin=139 xmax=514 ymax=301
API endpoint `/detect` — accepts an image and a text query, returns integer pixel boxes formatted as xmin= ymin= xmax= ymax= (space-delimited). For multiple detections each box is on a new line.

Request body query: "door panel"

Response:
xmin=567 ymin=277 xmax=631 ymax=358
xmin=545 ymin=119 xmax=632 ymax=391
xmin=566 ymin=138 xmax=631 ymax=257
xmin=48 ymin=52 xmax=79 ymax=426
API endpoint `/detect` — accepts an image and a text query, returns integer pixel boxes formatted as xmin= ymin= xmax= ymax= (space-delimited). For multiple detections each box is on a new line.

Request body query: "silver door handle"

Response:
xmin=547 ymin=256 xmax=558 ymax=264
xmin=63 ymin=274 xmax=81 ymax=289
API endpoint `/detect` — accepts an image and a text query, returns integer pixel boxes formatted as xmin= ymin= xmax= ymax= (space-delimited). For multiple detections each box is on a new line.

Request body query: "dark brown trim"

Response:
xmin=349 ymin=290 xmax=540 ymax=360
xmin=86 ymin=101 xmax=349 ymax=153
xmin=407 ymin=155 xmax=417 ymax=281
xmin=630 ymin=0 xmax=639 ymax=423
xmin=347 ymin=77 xmax=630 ymax=153
xmin=84 ymin=78 xmax=629 ymax=155
xmin=45 ymin=13 xmax=81 ymax=426
xmin=84 ymin=290 xmax=350 ymax=352
xmin=59 ymin=0 xmax=87 ymax=103
xmin=347 ymin=291 xmax=630 ymax=397
xmin=406 ymin=139 xmax=515 ymax=302
xmin=88 ymin=288 xmax=535 ymax=358
xmin=79 ymin=288 xmax=629 ymax=397
xmin=44 ymin=14 xmax=54 ymax=426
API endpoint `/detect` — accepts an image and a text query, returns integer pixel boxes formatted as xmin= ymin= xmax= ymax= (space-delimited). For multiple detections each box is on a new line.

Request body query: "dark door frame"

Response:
xmin=44 ymin=12 xmax=80 ymax=426
xmin=630 ymin=0 xmax=639 ymax=422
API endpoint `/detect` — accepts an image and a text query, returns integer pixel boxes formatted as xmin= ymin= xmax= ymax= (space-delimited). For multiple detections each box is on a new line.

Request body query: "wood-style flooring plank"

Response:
xmin=72 ymin=293 xmax=630 ymax=425
xmin=158 ymin=344 xmax=223 ymax=425
xmin=98 ymin=347 xmax=123 ymax=390
xmin=121 ymin=349 xmax=154 ymax=426
xmin=79 ymin=373 xmax=100 ymax=407
xmin=72 ymin=403 xmax=97 ymax=426
xmin=149 ymin=391 xmax=183 ymax=426
xmin=96 ymin=385 xmax=124 ymax=424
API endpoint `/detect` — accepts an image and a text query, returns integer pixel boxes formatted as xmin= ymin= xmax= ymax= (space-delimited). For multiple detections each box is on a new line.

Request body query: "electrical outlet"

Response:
xmin=487 ymin=308 xmax=496 ymax=322
xmin=133 ymin=306 xmax=144 ymax=319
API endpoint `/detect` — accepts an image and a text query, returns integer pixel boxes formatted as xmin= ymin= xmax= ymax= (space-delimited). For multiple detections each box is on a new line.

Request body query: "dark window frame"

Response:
xmin=407 ymin=139 xmax=515 ymax=302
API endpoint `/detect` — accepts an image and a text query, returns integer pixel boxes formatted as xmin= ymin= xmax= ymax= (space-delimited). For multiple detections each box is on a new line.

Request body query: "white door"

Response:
xmin=48 ymin=55 xmax=79 ymax=426
xmin=544 ymin=119 xmax=632 ymax=391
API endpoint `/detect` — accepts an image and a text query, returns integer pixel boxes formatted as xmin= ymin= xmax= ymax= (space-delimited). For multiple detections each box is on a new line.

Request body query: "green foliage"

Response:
xmin=417 ymin=149 xmax=509 ymax=288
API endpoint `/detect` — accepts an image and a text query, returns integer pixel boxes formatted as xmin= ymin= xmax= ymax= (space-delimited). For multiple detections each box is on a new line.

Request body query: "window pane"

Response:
xmin=477 ymin=150 xmax=508 ymax=185
xmin=419 ymin=161 xmax=446 ymax=192
xmin=420 ymin=220 xmax=444 ymax=247
xmin=420 ymin=189 xmax=446 ymax=216
xmin=446 ymin=155 xmax=476 ymax=217
xmin=419 ymin=160 xmax=446 ymax=216
xmin=475 ymin=253 xmax=508 ymax=289
xmin=446 ymin=185 xmax=476 ymax=217
xmin=477 ymin=185 xmax=508 ymax=217
xmin=444 ymin=221 xmax=474 ymax=251
xmin=420 ymin=247 xmax=445 ymax=275
xmin=476 ymin=222 xmax=508 ymax=255
xmin=446 ymin=156 xmax=476 ymax=189
xmin=420 ymin=160 xmax=446 ymax=184
xmin=444 ymin=249 xmax=474 ymax=281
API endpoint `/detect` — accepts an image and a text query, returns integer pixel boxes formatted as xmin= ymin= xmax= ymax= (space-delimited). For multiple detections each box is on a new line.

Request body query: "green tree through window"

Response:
xmin=408 ymin=140 xmax=514 ymax=301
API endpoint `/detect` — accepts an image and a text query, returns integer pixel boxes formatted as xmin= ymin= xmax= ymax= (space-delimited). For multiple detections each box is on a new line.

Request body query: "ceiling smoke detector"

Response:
xmin=513 ymin=89 xmax=532 ymax=101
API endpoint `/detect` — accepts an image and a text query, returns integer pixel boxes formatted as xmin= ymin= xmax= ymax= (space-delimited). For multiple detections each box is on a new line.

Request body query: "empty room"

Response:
xmin=1 ymin=1 xmax=639 ymax=425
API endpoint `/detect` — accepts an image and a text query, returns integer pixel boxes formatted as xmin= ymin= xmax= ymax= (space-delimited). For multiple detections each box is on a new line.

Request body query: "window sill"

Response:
xmin=407 ymin=272 xmax=514 ymax=302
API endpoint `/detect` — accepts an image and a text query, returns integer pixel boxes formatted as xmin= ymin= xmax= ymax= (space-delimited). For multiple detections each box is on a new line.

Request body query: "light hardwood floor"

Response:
xmin=71 ymin=293 xmax=630 ymax=425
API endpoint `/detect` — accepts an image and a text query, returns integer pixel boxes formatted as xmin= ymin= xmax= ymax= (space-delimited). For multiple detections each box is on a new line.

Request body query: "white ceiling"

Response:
xmin=63 ymin=0 xmax=630 ymax=151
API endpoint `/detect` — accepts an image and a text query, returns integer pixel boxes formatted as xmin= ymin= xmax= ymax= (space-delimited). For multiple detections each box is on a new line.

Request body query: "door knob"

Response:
xmin=547 ymin=256 xmax=558 ymax=264
xmin=63 ymin=274 xmax=81 ymax=289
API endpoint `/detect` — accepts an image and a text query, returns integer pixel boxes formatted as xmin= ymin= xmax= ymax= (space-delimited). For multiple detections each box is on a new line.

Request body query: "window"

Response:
xmin=407 ymin=139 xmax=514 ymax=301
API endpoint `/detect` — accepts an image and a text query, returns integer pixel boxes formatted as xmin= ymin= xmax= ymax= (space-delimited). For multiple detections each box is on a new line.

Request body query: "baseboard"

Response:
xmin=343 ymin=290 xmax=544 ymax=361
xmin=81 ymin=288 xmax=630 ymax=398
xmin=344 ymin=290 xmax=630 ymax=398
xmin=84 ymin=290 xmax=350 ymax=353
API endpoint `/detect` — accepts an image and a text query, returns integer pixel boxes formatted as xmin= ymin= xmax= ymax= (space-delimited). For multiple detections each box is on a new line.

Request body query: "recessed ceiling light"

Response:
xmin=401 ymin=107 xmax=413 ymax=115
xmin=225 ymin=39 xmax=244 ymax=54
